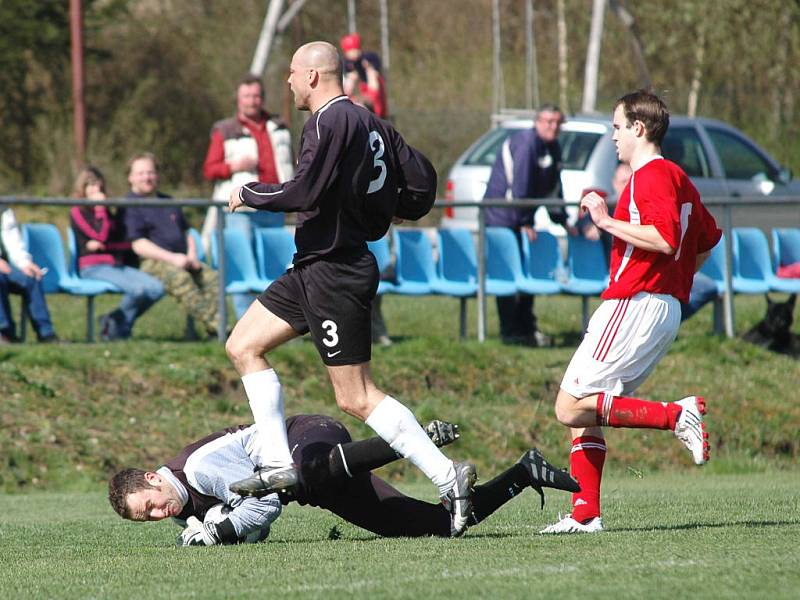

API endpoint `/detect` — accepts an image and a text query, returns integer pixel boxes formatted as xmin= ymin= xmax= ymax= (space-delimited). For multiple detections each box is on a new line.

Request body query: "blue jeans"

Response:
xmin=0 ymin=265 xmax=56 ymax=339
xmin=81 ymin=264 xmax=165 ymax=337
xmin=224 ymin=211 xmax=283 ymax=318
xmin=680 ymin=272 xmax=719 ymax=321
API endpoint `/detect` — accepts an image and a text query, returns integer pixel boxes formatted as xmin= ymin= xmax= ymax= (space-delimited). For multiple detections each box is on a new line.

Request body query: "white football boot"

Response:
xmin=673 ymin=396 xmax=709 ymax=465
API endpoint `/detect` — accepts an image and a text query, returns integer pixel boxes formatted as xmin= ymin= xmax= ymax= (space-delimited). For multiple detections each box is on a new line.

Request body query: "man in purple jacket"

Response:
xmin=483 ymin=105 xmax=568 ymax=347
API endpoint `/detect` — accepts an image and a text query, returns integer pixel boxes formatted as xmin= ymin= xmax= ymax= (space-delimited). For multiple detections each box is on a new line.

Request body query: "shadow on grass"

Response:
xmin=610 ymin=519 xmax=800 ymax=533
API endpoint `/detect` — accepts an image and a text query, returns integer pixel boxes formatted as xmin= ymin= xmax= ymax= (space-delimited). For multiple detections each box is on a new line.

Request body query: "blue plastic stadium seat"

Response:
xmin=367 ymin=235 xmax=395 ymax=295
xmin=519 ymin=230 xmax=563 ymax=295
xmin=561 ymin=234 xmax=609 ymax=329
xmin=699 ymin=234 xmax=727 ymax=294
xmin=392 ymin=229 xmax=441 ymax=295
xmin=435 ymin=228 xmax=478 ymax=297
xmin=214 ymin=228 xmax=270 ymax=294
xmin=435 ymin=228 xmax=478 ymax=339
xmin=773 ymin=228 xmax=800 ymax=289
xmin=734 ymin=227 xmax=799 ymax=294
xmin=24 ymin=223 xmax=120 ymax=341
xmin=254 ymin=227 xmax=296 ymax=285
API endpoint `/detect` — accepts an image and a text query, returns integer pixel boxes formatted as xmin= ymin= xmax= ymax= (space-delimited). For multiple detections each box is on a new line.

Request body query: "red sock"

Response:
xmin=596 ymin=392 xmax=681 ymax=430
xmin=570 ymin=436 xmax=606 ymax=523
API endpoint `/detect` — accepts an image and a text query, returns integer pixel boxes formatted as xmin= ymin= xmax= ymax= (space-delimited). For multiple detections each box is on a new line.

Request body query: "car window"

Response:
xmin=662 ymin=127 xmax=711 ymax=178
xmin=705 ymin=127 xmax=774 ymax=180
xmin=463 ymin=127 xmax=602 ymax=170
xmin=463 ymin=127 xmax=516 ymax=167
xmin=559 ymin=131 xmax=602 ymax=170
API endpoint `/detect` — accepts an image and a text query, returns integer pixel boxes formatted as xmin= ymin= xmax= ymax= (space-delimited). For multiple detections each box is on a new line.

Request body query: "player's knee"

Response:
xmin=225 ymin=332 xmax=251 ymax=370
xmin=335 ymin=394 xmax=370 ymax=420
xmin=554 ymin=397 xmax=579 ymax=427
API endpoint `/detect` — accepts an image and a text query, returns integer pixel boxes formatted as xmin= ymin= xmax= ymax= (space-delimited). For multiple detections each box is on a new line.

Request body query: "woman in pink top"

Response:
xmin=70 ymin=166 xmax=164 ymax=340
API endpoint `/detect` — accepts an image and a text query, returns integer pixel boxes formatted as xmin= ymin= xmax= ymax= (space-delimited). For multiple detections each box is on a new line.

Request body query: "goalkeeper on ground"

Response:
xmin=108 ymin=414 xmax=578 ymax=545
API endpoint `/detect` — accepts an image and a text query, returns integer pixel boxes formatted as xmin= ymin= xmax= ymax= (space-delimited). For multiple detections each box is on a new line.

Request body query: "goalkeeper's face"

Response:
xmin=126 ymin=473 xmax=184 ymax=522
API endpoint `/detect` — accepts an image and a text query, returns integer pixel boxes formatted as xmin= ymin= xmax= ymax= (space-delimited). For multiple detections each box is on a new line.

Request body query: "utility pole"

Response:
xmin=70 ymin=0 xmax=86 ymax=166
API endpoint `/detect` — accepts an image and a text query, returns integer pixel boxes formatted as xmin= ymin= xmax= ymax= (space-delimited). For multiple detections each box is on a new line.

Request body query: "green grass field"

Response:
xmin=1 ymin=292 xmax=799 ymax=598
xmin=1 ymin=471 xmax=798 ymax=599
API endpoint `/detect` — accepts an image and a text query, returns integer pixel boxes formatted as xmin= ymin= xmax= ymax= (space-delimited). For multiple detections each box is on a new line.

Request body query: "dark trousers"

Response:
xmin=287 ymin=415 xmax=451 ymax=538
xmin=496 ymin=293 xmax=537 ymax=340
xmin=0 ymin=266 xmax=55 ymax=339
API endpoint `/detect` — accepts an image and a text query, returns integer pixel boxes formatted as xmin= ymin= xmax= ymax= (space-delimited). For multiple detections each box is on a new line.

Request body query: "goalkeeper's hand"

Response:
xmin=176 ymin=516 xmax=222 ymax=547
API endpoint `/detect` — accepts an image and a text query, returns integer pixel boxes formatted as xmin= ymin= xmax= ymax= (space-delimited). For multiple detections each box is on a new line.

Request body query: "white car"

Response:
xmin=441 ymin=112 xmax=799 ymax=233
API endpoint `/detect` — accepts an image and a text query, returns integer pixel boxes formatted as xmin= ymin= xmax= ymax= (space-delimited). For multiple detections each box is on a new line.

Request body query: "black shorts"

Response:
xmin=258 ymin=248 xmax=378 ymax=366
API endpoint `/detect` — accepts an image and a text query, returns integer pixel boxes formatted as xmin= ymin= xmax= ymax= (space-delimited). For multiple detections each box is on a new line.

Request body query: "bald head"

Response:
xmin=288 ymin=41 xmax=344 ymax=112
xmin=294 ymin=41 xmax=342 ymax=82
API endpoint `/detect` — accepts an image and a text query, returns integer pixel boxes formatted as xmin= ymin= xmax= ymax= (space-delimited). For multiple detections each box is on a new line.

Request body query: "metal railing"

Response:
xmin=441 ymin=195 xmax=800 ymax=341
xmin=2 ymin=194 xmax=798 ymax=343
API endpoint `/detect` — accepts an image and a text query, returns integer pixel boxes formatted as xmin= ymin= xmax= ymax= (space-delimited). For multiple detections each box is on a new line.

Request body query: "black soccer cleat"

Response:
xmin=229 ymin=464 xmax=299 ymax=498
xmin=424 ymin=420 xmax=460 ymax=447
xmin=518 ymin=449 xmax=580 ymax=509
xmin=440 ymin=462 xmax=477 ymax=537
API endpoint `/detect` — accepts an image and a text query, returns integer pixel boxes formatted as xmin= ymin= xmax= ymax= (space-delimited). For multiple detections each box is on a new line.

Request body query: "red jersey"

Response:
xmin=602 ymin=157 xmax=721 ymax=304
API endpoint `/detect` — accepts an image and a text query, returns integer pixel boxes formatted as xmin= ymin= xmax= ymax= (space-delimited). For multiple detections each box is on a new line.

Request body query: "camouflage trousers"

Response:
xmin=139 ymin=259 xmax=220 ymax=335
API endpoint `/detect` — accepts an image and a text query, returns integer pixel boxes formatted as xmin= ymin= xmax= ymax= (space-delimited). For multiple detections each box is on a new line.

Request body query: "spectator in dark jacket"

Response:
xmin=483 ymin=104 xmax=568 ymax=346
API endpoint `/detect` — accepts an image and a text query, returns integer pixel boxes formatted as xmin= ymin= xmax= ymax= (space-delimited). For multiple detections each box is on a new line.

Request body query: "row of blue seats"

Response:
xmin=18 ymin=223 xmax=800 ymax=341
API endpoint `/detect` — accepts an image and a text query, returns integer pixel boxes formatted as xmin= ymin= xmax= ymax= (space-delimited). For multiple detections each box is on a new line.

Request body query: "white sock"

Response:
xmin=365 ymin=395 xmax=455 ymax=495
xmin=241 ymin=369 xmax=293 ymax=467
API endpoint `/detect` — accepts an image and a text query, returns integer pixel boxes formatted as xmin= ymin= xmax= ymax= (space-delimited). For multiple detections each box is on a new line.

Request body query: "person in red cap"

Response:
xmin=339 ymin=33 xmax=389 ymax=119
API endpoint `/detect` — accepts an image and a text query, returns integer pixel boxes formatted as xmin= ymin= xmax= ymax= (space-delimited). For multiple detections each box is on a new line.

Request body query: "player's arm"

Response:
xmin=233 ymin=123 xmax=341 ymax=213
xmin=224 ymin=495 xmax=282 ymax=539
xmin=580 ymin=191 xmax=675 ymax=254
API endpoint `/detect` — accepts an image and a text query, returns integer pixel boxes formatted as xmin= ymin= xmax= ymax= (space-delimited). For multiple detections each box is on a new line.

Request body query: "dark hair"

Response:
xmin=72 ymin=165 xmax=106 ymax=198
xmin=237 ymin=74 xmax=265 ymax=96
xmin=614 ymin=89 xmax=670 ymax=146
xmin=108 ymin=468 xmax=155 ymax=519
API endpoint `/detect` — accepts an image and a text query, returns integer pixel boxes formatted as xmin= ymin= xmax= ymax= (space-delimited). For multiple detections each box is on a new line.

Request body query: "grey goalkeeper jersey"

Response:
xmin=162 ymin=424 xmax=282 ymax=538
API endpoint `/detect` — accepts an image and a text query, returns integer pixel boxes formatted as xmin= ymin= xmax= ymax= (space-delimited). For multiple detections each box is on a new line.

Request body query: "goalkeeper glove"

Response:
xmin=176 ymin=516 xmax=222 ymax=547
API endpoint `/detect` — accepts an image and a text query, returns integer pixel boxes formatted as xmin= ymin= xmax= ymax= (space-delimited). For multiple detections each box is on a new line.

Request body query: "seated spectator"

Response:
xmin=70 ymin=166 xmax=165 ymax=340
xmin=340 ymin=33 xmax=388 ymax=119
xmin=123 ymin=153 xmax=221 ymax=338
xmin=0 ymin=207 xmax=58 ymax=343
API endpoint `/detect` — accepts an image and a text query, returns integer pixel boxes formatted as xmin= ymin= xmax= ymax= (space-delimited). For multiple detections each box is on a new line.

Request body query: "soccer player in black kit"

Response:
xmin=108 ymin=415 xmax=579 ymax=545
xmin=224 ymin=41 xmax=476 ymax=536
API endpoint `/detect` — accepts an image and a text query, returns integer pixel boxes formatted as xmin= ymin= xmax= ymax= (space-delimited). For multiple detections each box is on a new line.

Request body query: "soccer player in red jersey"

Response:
xmin=540 ymin=90 xmax=722 ymax=534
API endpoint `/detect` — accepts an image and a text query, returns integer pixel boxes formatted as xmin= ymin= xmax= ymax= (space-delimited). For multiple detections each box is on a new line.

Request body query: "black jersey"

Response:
xmin=238 ymin=96 xmax=436 ymax=265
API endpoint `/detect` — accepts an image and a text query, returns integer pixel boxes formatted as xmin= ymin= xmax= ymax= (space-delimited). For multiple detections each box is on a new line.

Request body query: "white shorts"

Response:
xmin=560 ymin=292 xmax=680 ymax=398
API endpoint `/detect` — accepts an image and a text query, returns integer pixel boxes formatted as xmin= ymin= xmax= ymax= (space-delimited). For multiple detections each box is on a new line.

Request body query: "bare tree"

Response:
xmin=609 ymin=0 xmax=651 ymax=88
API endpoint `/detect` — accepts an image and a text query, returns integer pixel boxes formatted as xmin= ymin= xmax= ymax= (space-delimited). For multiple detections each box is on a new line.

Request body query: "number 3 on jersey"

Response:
xmin=367 ymin=131 xmax=387 ymax=193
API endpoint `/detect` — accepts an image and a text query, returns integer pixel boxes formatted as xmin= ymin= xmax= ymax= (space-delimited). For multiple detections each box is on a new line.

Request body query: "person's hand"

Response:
xmin=22 ymin=263 xmax=44 ymax=280
xmin=86 ymin=240 xmax=106 ymax=252
xmin=176 ymin=516 xmax=221 ymax=547
xmin=521 ymin=225 xmax=537 ymax=242
xmin=85 ymin=183 xmax=106 ymax=201
xmin=581 ymin=223 xmax=601 ymax=241
xmin=186 ymin=257 xmax=202 ymax=272
xmin=228 ymin=186 xmax=245 ymax=213
xmin=228 ymin=156 xmax=258 ymax=173
xmin=0 ymin=258 xmax=11 ymax=275
xmin=579 ymin=191 xmax=610 ymax=229
xmin=391 ymin=217 xmax=405 ymax=225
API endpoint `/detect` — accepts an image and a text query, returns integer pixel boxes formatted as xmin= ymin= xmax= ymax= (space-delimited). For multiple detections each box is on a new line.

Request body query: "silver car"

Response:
xmin=441 ymin=112 xmax=799 ymax=233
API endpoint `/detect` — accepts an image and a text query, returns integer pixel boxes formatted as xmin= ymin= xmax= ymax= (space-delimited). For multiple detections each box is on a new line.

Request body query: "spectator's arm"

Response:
xmin=695 ymin=250 xmax=711 ymax=273
xmin=131 ymin=238 xmax=187 ymax=267
xmin=203 ymin=129 xmax=233 ymax=182
xmin=0 ymin=209 xmax=33 ymax=269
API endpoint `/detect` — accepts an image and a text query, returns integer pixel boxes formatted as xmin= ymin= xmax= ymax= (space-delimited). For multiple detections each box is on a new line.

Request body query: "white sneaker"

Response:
xmin=674 ymin=396 xmax=709 ymax=465
xmin=539 ymin=513 xmax=603 ymax=534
